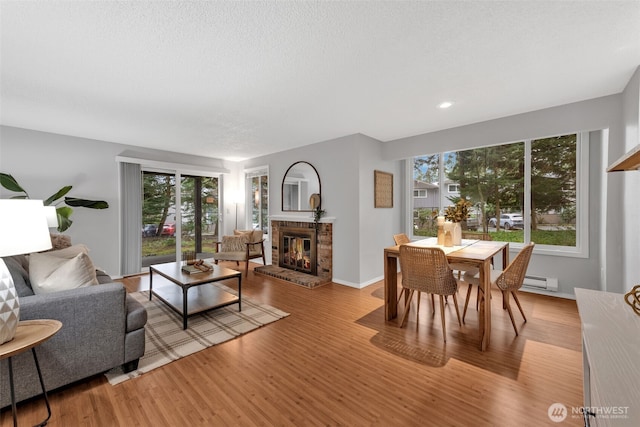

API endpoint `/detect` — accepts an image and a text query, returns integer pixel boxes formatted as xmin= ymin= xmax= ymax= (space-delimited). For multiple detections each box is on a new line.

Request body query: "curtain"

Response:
xmin=120 ymin=162 xmax=142 ymax=275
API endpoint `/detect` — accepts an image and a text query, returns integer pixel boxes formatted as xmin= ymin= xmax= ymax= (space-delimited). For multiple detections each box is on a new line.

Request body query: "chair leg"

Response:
xmin=245 ymin=261 xmax=249 ymax=276
xmin=416 ymin=292 xmax=421 ymax=320
xmin=452 ymin=292 xmax=462 ymax=327
xmin=439 ymin=295 xmax=447 ymax=342
xmin=396 ymin=288 xmax=405 ymax=305
xmin=400 ymin=289 xmax=414 ymax=328
xmin=511 ymin=291 xmax=527 ymax=323
xmin=430 ymin=294 xmax=435 ymax=313
xmin=502 ymin=290 xmax=519 ymax=336
xmin=462 ymin=284 xmax=473 ymax=323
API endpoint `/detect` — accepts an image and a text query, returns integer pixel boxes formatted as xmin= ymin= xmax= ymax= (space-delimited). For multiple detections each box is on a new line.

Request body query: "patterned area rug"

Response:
xmin=105 ymin=287 xmax=289 ymax=385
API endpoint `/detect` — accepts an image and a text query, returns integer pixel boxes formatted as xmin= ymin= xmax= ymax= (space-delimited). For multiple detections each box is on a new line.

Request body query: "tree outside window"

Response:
xmin=413 ymin=133 xmax=578 ymax=247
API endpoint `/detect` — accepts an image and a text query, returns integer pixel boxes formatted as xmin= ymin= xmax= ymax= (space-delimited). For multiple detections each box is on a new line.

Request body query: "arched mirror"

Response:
xmin=281 ymin=161 xmax=321 ymax=212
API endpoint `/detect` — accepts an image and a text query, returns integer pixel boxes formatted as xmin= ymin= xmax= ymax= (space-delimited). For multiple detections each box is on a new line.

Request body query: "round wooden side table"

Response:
xmin=0 ymin=319 xmax=62 ymax=427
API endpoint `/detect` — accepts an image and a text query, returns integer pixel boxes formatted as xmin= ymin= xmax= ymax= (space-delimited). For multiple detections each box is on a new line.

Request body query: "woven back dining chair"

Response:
xmin=462 ymin=242 xmax=535 ymax=335
xmin=398 ymin=245 xmax=462 ymax=342
xmin=393 ymin=233 xmax=410 ymax=245
xmin=392 ymin=233 xmax=434 ymax=310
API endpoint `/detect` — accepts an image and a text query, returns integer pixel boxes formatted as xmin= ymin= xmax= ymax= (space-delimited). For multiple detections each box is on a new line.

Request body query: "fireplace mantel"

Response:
xmin=269 ymin=215 xmax=335 ymax=224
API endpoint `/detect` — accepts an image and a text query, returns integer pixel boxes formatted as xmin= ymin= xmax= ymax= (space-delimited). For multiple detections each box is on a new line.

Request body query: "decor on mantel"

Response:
xmin=282 ymin=161 xmax=321 ymax=212
xmin=444 ymin=198 xmax=471 ymax=246
xmin=0 ymin=199 xmax=53 ymax=344
xmin=313 ymin=206 xmax=326 ymax=228
xmin=624 ymin=285 xmax=640 ymax=316
xmin=374 ymin=170 xmax=393 ymax=208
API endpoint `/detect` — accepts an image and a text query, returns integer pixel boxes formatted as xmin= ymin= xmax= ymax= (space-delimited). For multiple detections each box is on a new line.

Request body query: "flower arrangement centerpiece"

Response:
xmin=443 ymin=198 xmax=472 ymax=245
xmin=444 ymin=198 xmax=472 ymax=223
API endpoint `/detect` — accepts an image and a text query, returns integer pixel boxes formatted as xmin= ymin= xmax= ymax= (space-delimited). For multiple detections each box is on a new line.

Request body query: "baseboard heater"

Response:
xmin=523 ymin=275 xmax=558 ymax=292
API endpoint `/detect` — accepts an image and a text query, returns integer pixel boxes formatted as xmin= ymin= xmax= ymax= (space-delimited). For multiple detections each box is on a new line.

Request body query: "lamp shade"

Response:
xmin=0 ymin=199 xmax=53 ymax=256
xmin=0 ymin=199 xmax=53 ymax=344
xmin=44 ymin=205 xmax=59 ymax=228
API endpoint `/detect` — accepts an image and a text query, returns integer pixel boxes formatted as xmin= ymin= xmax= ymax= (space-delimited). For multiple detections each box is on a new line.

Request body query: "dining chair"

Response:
xmin=393 ymin=233 xmax=436 ymax=314
xmin=462 ymin=242 xmax=535 ymax=335
xmin=398 ymin=245 xmax=462 ymax=342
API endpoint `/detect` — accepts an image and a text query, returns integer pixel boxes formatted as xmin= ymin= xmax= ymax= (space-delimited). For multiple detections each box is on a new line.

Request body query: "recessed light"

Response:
xmin=439 ymin=101 xmax=453 ymax=109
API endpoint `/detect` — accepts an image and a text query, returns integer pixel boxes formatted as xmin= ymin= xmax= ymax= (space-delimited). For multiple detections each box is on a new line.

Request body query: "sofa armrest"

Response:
xmin=18 ymin=283 xmax=127 ymax=374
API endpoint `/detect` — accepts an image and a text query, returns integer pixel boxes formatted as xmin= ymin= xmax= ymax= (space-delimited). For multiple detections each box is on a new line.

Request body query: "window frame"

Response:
xmin=407 ymin=131 xmax=589 ymax=258
xmin=244 ymin=165 xmax=270 ymax=236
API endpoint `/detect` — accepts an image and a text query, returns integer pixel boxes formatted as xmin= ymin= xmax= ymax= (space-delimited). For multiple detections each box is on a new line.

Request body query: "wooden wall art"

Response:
xmin=374 ymin=170 xmax=393 ymax=208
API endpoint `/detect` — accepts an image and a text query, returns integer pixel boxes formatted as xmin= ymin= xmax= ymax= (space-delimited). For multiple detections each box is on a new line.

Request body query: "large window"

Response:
xmin=411 ymin=132 xmax=587 ymax=255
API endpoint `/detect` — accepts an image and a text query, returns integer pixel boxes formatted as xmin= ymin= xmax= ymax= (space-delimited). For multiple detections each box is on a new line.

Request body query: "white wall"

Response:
xmin=0 ymin=126 xmax=231 ymax=276
xmin=381 ymin=94 xmax=628 ymax=295
xmin=621 ymin=66 xmax=640 ymax=293
xmin=242 ymin=133 xmax=402 ymax=287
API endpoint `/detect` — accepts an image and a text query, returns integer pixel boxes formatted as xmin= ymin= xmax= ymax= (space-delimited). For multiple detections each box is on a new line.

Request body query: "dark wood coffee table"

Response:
xmin=149 ymin=261 xmax=242 ymax=330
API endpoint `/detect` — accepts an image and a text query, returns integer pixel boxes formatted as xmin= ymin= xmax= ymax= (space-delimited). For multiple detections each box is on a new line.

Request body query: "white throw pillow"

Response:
xmin=29 ymin=251 xmax=99 ymax=294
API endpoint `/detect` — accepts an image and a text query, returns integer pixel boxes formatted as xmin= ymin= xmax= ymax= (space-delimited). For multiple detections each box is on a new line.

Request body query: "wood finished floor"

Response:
xmin=1 ymin=263 xmax=584 ymax=426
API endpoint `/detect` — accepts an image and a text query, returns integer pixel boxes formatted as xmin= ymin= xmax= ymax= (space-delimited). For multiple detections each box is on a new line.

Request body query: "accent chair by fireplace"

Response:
xmin=213 ymin=229 xmax=266 ymax=275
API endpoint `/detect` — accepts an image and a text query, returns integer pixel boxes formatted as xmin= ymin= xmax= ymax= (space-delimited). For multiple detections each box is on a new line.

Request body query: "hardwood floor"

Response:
xmin=1 ymin=263 xmax=584 ymax=426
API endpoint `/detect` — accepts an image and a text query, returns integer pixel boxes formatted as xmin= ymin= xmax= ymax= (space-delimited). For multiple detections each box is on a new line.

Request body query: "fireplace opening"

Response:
xmin=279 ymin=227 xmax=317 ymax=275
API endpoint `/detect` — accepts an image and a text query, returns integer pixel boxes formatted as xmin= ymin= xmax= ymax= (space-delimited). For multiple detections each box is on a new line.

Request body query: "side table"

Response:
xmin=0 ymin=319 xmax=62 ymax=427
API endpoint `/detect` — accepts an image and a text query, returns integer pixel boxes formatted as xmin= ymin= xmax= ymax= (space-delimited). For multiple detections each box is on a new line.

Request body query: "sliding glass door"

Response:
xmin=142 ymin=171 xmax=219 ymax=267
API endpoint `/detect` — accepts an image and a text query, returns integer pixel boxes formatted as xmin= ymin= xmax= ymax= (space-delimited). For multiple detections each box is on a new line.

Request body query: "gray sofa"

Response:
xmin=0 ymin=255 xmax=147 ymax=407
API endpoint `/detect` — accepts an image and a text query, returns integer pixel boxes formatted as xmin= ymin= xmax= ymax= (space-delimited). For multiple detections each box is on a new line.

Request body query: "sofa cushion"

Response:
xmin=29 ymin=251 xmax=99 ymax=294
xmin=2 ymin=256 xmax=34 ymax=297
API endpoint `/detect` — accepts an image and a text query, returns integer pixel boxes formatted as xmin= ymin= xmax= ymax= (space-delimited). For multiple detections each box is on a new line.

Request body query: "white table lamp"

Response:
xmin=0 ymin=199 xmax=53 ymax=344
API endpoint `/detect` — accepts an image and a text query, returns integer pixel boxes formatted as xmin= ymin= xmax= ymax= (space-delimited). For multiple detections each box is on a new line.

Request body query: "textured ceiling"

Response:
xmin=1 ymin=1 xmax=639 ymax=161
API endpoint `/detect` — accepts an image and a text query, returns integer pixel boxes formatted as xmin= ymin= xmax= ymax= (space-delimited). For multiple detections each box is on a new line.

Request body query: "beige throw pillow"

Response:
xmin=43 ymin=244 xmax=90 ymax=259
xmin=221 ymin=234 xmax=250 ymax=252
xmin=29 ymin=251 xmax=99 ymax=294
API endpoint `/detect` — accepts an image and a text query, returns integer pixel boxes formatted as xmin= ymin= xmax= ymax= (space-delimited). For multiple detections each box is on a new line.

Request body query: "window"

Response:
xmin=245 ymin=167 xmax=269 ymax=234
xmin=411 ymin=132 xmax=587 ymax=255
xmin=414 ymin=189 xmax=427 ymax=198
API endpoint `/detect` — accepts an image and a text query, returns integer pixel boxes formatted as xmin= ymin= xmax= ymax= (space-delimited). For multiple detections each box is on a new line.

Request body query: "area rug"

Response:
xmin=105 ymin=286 xmax=289 ymax=385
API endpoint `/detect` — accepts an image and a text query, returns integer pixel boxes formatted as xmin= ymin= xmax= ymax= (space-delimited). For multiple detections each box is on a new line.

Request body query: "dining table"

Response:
xmin=384 ymin=237 xmax=509 ymax=351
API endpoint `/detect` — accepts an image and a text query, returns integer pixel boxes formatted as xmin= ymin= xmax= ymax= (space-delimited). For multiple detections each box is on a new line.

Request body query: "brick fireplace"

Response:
xmin=254 ymin=217 xmax=332 ymax=288
xmin=279 ymin=226 xmax=317 ymax=275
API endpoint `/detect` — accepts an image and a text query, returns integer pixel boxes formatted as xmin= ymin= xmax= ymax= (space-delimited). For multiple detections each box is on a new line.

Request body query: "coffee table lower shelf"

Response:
xmin=151 ymin=283 xmax=240 ymax=329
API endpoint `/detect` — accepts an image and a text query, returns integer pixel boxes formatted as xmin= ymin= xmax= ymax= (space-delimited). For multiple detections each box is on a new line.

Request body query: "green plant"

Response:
xmin=313 ymin=206 xmax=326 ymax=225
xmin=0 ymin=172 xmax=109 ymax=232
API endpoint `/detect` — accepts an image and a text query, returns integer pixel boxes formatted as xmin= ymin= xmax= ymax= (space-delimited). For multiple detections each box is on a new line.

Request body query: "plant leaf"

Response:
xmin=0 ymin=173 xmax=27 ymax=194
xmin=45 ymin=186 xmax=72 ymax=206
xmin=56 ymin=206 xmax=73 ymax=232
xmin=65 ymin=197 xmax=109 ymax=209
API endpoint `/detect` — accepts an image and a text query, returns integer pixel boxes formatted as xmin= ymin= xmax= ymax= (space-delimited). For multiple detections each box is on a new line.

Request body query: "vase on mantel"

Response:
xmin=452 ymin=222 xmax=462 ymax=246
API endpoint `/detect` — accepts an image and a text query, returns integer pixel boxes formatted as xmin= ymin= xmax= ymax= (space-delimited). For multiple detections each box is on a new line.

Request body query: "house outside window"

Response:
xmin=411 ymin=132 xmax=587 ymax=256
